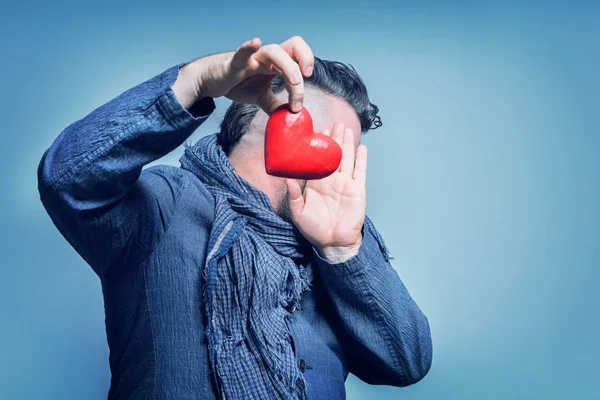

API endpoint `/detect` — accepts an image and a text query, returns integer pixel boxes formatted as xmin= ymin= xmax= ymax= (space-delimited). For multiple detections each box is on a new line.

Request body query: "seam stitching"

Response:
xmin=355 ymin=250 xmax=411 ymax=382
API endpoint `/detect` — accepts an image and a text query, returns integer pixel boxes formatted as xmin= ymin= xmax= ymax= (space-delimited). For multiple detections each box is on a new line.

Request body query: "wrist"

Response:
xmin=191 ymin=52 xmax=233 ymax=100
xmin=171 ymin=59 xmax=204 ymax=110
xmin=316 ymin=235 xmax=363 ymax=264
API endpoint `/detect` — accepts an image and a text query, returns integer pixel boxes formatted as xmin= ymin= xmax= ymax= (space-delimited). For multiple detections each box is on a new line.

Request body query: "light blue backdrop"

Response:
xmin=1 ymin=1 xmax=598 ymax=399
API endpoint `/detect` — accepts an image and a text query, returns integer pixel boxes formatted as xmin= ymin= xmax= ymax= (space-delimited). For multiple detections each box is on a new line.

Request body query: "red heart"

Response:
xmin=265 ymin=104 xmax=342 ymax=180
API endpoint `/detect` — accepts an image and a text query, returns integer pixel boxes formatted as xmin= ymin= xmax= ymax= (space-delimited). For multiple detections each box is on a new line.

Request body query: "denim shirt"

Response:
xmin=37 ymin=62 xmax=433 ymax=399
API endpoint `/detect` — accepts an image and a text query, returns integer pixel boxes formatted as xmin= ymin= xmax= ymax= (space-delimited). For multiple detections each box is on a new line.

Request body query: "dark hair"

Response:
xmin=218 ymin=56 xmax=382 ymax=154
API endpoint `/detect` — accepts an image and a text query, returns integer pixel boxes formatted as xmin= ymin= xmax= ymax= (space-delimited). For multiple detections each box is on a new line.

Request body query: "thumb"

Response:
xmin=285 ymin=179 xmax=305 ymax=219
xmin=258 ymin=87 xmax=284 ymax=115
xmin=231 ymin=38 xmax=262 ymax=69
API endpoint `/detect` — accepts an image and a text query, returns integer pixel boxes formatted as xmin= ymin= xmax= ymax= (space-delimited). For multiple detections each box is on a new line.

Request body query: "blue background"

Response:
xmin=1 ymin=1 xmax=598 ymax=399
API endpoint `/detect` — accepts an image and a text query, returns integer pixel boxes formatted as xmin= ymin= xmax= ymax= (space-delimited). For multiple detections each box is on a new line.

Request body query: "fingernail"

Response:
xmin=293 ymin=71 xmax=302 ymax=84
xmin=294 ymin=102 xmax=302 ymax=111
xmin=305 ymin=65 xmax=313 ymax=76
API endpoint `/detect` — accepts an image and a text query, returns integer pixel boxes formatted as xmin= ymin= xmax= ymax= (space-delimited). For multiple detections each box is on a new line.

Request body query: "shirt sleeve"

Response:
xmin=37 ymin=62 xmax=216 ymax=279
xmin=312 ymin=220 xmax=433 ymax=387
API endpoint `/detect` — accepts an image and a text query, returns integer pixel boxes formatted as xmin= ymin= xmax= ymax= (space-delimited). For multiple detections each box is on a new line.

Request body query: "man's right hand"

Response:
xmin=172 ymin=36 xmax=314 ymax=115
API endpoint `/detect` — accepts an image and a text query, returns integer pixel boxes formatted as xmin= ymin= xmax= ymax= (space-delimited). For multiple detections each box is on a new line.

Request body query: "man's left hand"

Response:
xmin=286 ymin=123 xmax=367 ymax=264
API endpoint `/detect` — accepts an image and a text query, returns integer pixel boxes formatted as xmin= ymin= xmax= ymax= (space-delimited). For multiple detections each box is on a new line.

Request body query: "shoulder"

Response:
xmin=139 ymin=164 xmax=215 ymax=224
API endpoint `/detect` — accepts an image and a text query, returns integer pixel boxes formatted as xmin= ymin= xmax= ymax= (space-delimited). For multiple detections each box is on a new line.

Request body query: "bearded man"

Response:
xmin=38 ymin=36 xmax=432 ymax=399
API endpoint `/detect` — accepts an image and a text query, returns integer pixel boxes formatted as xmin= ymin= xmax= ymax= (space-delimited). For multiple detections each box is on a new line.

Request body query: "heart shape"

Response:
xmin=265 ymin=104 xmax=342 ymax=180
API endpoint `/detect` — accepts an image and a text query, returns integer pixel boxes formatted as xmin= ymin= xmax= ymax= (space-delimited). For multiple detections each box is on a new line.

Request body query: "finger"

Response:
xmin=279 ymin=36 xmax=315 ymax=77
xmin=231 ymin=38 xmax=262 ymax=69
xmin=257 ymin=86 xmax=285 ymax=115
xmin=353 ymin=144 xmax=368 ymax=183
xmin=339 ymin=127 xmax=355 ymax=175
xmin=254 ymin=44 xmax=305 ymax=112
xmin=330 ymin=123 xmax=345 ymax=150
xmin=286 ymin=179 xmax=305 ymax=219
xmin=266 ymin=64 xmax=284 ymax=76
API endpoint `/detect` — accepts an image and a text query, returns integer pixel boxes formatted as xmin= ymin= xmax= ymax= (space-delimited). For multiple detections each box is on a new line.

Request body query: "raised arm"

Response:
xmin=38 ymin=36 xmax=317 ymax=279
xmin=285 ymin=122 xmax=432 ymax=386
xmin=37 ymin=61 xmax=216 ymax=278
xmin=313 ymin=221 xmax=433 ymax=386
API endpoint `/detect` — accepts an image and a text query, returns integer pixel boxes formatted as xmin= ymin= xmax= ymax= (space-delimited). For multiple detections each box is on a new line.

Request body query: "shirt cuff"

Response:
xmin=156 ymin=63 xmax=216 ymax=131
xmin=312 ymin=222 xmax=387 ymax=278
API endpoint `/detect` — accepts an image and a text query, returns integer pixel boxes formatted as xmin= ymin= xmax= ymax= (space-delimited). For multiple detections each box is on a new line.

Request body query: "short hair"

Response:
xmin=217 ymin=56 xmax=382 ymax=154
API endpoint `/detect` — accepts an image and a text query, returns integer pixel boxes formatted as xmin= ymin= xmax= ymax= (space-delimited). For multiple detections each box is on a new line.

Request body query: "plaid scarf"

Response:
xmin=179 ymin=134 xmax=312 ymax=399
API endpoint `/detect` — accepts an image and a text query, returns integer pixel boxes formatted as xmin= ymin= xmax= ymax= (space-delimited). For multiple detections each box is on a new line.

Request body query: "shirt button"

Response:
xmin=298 ymin=359 xmax=306 ymax=372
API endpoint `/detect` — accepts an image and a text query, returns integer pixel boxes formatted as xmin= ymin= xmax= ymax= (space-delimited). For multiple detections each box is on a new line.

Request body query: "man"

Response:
xmin=38 ymin=36 xmax=432 ymax=399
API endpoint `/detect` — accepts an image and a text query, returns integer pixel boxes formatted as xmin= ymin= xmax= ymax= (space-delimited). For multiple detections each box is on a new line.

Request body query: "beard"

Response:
xmin=277 ymin=179 xmax=307 ymax=223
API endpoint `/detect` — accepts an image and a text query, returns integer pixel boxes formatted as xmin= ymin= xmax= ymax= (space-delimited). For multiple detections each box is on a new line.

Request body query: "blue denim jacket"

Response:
xmin=37 ymin=62 xmax=432 ymax=399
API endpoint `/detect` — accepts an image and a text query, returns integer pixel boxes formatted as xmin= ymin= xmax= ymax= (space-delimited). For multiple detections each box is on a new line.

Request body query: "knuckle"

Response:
xmin=288 ymin=77 xmax=304 ymax=90
xmin=267 ymin=43 xmax=279 ymax=52
xmin=261 ymin=44 xmax=275 ymax=54
xmin=284 ymin=66 xmax=302 ymax=83
xmin=290 ymin=63 xmax=302 ymax=75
